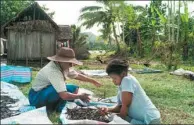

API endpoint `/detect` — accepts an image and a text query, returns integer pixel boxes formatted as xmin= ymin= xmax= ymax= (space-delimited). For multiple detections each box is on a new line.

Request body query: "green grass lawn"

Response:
xmin=14 ymin=63 xmax=194 ymax=124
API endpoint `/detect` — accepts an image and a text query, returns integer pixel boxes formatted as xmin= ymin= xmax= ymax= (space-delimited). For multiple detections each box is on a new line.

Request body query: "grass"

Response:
xmin=11 ymin=63 xmax=194 ymax=124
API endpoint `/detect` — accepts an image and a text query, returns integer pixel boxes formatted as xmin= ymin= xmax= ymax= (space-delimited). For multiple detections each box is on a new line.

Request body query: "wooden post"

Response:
xmin=40 ymin=32 xmax=43 ymax=68
xmin=33 ymin=4 xmax=36 ymax=20
xmin=25 ymin=29 xmax=28 ymax=66
xmin=54 ymin=32 xmax=57 ymax=54
xmin=14 ymin=32 xmax=17 ymax=65
xmin=7 ymin=30 xmax=10 ymax=64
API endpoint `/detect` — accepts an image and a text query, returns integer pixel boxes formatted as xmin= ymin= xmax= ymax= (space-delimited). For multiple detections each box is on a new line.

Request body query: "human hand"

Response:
xmin=79 ymin=93 xmax=90 ymax=102
xmin=98 ymin=107 xmax=109 ymax=115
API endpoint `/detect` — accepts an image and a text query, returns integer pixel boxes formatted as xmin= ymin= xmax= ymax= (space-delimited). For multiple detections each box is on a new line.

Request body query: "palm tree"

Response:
xmin=78 ymin=1 xmax=121 ymax=52
xmin=70 ymin=25 xmax=90 ymax=59
xmin=71 ymin=25 xmax=87 ymax=49
xmin=98 ymin=24 xmax=112 ymax=45
xmin=127 ymin=5 xmax=147 ymax=57
xmin=180 ymin=1 xmax=189 ymax=60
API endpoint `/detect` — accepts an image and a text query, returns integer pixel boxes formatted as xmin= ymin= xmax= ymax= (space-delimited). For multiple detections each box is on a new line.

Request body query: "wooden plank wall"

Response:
xmin=8 ymin=30 xmax=55 ymax=60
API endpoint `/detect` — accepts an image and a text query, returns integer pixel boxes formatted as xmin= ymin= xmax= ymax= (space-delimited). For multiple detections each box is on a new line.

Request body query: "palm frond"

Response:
xmin=79 ymin=11 xmax=106 ymax=21
xmin=81 ymin=19 xmax=102 ymax=29
xmin=79 ymin=10 xmax=107 ymax=29
xmin=80 ymin=6 xmax=103 ymax=13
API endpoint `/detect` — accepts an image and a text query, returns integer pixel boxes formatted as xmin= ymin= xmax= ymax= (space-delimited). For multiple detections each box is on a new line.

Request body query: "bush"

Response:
xmin=74 ymin=46 xmax=90 ymax=60
xmin=114 ymin=43 xmax=131 ymax=58
xmin=86 ymin=42 xmax=117 ymax=51
xmin=77 ymin=65 xmax=90 ymax=70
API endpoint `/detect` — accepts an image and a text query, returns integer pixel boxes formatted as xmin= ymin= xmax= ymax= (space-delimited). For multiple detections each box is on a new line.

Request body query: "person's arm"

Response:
xmin=59 ymin=91 xmax=90 ymax=102
xmin=108 ymin=104 xmax=122 ymax=113
xmin=99 ymin=104 xmax=121 ymax=115
xmin=119 ymin=92 xmax=133 ymax=119
xmin=74 ymin=73 xmax=102 ymax=87
xmin=48 ymin=70 xmax=90 ymax=101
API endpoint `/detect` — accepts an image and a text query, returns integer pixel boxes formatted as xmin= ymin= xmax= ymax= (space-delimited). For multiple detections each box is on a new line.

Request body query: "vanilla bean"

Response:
xmin=0 ymin=92 xmax=20 ymax=120
xmin=66 ymin=107 xmax=110 ymax=123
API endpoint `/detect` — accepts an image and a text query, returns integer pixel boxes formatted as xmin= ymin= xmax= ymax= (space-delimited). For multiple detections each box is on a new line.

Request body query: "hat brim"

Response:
xmin=47 ymin=55 xmax=83 ymax=65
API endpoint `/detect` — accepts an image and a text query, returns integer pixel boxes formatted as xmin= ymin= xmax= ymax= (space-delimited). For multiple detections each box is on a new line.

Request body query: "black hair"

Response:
xmin=106 ymin=59 xmax=129 ymax=75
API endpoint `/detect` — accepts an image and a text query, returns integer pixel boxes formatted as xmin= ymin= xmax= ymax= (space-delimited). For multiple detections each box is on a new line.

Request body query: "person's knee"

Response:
xmin=66 ymin=84 xmax=79 ymax=94
xmin=130 ymin=119 xmax=145 ymax=124
xmin=28 ymin=88 xmax=38 ymax=106
xmin=46 ymin=86 xmax=61 ymax=102
xmin=149 ymin=118 xmax=161 ymax=124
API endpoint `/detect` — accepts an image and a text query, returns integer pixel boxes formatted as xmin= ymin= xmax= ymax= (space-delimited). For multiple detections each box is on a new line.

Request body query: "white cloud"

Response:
xmin=37 ymin=1 xmax=100 ymax=25
xmin=37 ymin=1 xmax=194 ymax=36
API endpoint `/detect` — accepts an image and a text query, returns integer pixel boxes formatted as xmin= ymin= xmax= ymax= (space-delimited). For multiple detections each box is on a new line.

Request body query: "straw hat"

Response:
xmin=47 ymin=47 xmax=83 ymax=65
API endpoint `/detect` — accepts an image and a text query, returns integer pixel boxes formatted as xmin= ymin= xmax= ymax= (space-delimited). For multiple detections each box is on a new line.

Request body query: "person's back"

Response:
xmin=118 ymin=75 xmax=160 ymax=124
xmin=32 ymin=61 xmax=62 ymax=92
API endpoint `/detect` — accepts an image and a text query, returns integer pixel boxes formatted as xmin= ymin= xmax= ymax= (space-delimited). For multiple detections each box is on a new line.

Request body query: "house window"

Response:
xmin=64 ymin=41 xmax=67 ymax=47
xmin=57 ymin=40 xmax=69 ymax=48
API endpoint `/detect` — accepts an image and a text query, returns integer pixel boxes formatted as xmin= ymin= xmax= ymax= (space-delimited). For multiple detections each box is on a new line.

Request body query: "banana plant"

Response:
xmin=180 ymin=1 xmax=189 ymax=60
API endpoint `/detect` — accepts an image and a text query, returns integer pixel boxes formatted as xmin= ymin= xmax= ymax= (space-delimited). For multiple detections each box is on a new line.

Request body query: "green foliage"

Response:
xmin=77 ymin=65 xmax=90 ymax=70
xmin=71 ymin=25 xmax=90 ymax=60
xmin=116 ymin=43 xmax=131 ymax=57
xmin=0 ymin=1 xmax=55 ymax=26
xmin=117 ymin=0 xmax=193 ymax=63
xmin=0 ymin=0 xmax=34 ymax=25
xmin=87 ymin=42 xmax=117 ymax=51
xmin=153 ymin=41 xmax=182 ymax=70
xmin=71 ymin=25 xmax=88 ymax=48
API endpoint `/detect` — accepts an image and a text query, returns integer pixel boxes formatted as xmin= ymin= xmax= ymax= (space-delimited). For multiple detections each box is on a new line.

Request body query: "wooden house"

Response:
xmin=2 ymin=2 xmax=59 ymax=67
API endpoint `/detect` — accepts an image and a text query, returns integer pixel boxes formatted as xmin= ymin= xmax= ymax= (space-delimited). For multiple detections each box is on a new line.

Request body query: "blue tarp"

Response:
xmin=133 ymin=68 xmax=163 ymax=74
xmin=1 ymin=65 xmax=32 ymax=83
xmin=1 ymin=81 xmax=35 ymax=115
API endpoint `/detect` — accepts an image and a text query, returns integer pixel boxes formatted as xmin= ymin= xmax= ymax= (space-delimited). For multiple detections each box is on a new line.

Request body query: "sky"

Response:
xmin=37 ymin=1 xmax=194 ymax=36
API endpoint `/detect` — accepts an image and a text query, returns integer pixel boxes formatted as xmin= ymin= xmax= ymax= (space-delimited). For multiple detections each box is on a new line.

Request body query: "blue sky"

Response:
xmin=37 ymin=1 xmax=194 ymax=36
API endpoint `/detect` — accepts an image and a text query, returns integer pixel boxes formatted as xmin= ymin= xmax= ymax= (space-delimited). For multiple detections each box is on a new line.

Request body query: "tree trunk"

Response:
xmin=168 ymin=0 xmax=171 ymax=42
xmin=183 ymin=43 xmax=189 ymax=61
xmin=137 ymin=28 xmax=143 ymax=57
xmin=151 ymin=27 xmax=156 ymax=52
xmin=122 ymin=22 xmax=125 ymax=43
xmin=168 ymin=45 xmax=173 ymax=70
xmin=176 ymin=0 xmax=180 ymax=43
xmin=192 ymin=44 xmax=194 ymax=61
xmin=182 ymin=2 xmax=189 ymax=61
xmin=183 ymin=34 xmax=189 ymax=61
xmin=164 ymin=23 xmax=167 ymax=40
xmin=72 ymin=31 xmax=76 ymax=49
xmin=172 ymin=0 xmax=175 ymax=43
xmin=108 ymin=35 xmax=111 ymax=45
xmin=112 ymin=22 xmax=120 ymax=52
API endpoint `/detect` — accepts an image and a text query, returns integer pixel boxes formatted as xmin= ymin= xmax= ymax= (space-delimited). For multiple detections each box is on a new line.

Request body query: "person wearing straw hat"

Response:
xmin=28 ymin=47 xmax=102 ymax=112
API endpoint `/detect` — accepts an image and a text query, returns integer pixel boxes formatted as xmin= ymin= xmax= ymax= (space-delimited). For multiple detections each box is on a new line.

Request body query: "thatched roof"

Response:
xmin=1 ymin=2 xmax=59 ymax=36
xmin=57 ymin=25 xmax=72 ymax=40
xmin=6 ymin=20 xmax=56 ymax=33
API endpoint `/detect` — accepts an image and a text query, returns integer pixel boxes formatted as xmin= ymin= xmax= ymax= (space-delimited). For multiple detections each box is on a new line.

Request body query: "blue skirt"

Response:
xmin=28 ymin=84 xmax=79 ymax=112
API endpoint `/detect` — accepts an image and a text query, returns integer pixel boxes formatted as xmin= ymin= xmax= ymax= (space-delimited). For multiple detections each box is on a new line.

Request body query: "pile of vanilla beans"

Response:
xmin=66 ymin=107 xmax=110 ymax=123
xmin=0 ymin=91 xmax=20 ymax=120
